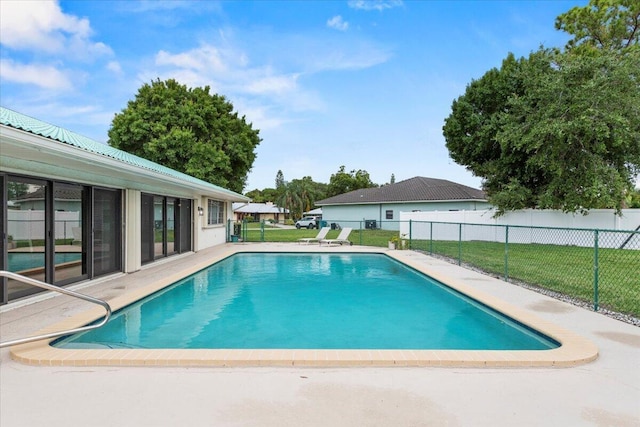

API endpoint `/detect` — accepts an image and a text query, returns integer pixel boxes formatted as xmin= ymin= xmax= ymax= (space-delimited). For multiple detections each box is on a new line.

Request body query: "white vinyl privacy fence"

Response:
xmin=400 ymin=209 xmax=640 ymax=249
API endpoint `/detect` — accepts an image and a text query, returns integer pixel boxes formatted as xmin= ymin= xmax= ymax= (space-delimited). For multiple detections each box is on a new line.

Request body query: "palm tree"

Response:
xmin=295 ymin=177 xmax=319 ymax=214
xmin=276 ymin=182 xmax=303 ymax=220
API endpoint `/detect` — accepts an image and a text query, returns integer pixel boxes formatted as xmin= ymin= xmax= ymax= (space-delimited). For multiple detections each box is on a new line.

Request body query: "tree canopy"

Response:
xmin=555 ymin=0 xmax=639 ymax=51
xmin=443 ymin=0 xmax=640 ymax=214
xmin=275 ymin=170 xmax=285 ymax=190
xmin=275 ymin=176 xmax=326 ymax=219
xmin=244 ymin=188 xmax=279 ymax=203
xmin=245 ymin=166 xmax=375 ymax=219
xmin=326 ymin=166 xmax=378 ymax=198
xmin=108 ymin=78 xmax=261 ymax=194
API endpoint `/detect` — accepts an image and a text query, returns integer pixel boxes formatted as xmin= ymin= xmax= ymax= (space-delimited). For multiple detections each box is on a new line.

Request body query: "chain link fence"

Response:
xmin=228 ymin=219 xmax=639 ymax=318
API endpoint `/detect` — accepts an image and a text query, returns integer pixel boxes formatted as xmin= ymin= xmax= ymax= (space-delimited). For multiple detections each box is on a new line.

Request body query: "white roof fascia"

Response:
xmin=1 ymin=125 xmax=249 ymax=202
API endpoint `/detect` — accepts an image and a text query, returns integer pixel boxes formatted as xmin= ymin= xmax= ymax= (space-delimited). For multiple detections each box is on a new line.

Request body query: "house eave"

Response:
xmin=1 ymin=125 xmax=249 ymax=202
xmin=317 ymin=199 xmax=488 ymax=206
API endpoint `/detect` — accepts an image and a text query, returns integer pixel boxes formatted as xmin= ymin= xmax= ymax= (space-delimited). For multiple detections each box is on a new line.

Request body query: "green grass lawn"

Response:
xmin=240 ymin=227 xmax=639 ymax=317
xmin=409 ymin=239 xmax=638 ymax=317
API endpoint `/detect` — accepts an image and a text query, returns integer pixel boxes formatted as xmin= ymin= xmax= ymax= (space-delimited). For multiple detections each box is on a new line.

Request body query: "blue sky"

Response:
xmin=0 ymin=0 xmax=588 ymax=192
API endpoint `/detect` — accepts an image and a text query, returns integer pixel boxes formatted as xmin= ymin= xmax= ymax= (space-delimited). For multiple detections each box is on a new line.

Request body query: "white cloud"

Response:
xmin=120 ymin=0 xmax=219 ymax=13
xmin=0 ymin=59 xmax=73 ymax=90
xmin=234 ymin=104 xmax=287 ymax=131
xmin=143 ymin=27 xmax=389 ymax=131
xmin=348 ymin=0 xmax=403 ymax=12
xmin=155 ymin=44 xmax=241 ymax=74
xmin=153 ymin=43 xmax=302 ymax=97
xmin=107 ymin=61 xmax=123 ymax=74
xmin=306 ymin=40 xmax=392 ymax=71
xmin=0 ymin=0 xmax=112 ymax=58
xmin=327 ymin=15 xmax=349 ymax=31
xmin=244 ymin=74 xmax=299 ymax=95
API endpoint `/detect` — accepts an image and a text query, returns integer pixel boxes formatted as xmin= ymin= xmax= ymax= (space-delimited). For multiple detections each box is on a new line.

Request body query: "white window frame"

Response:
xmin=207 ymin=199 xmax=225 ymax=226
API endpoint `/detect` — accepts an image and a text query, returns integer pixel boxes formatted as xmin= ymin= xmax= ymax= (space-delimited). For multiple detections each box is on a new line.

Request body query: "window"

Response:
xmin=386 ymin=210 xmax=393 ymax=220
xmin=207 ymin=199 xmax=224 ymax=225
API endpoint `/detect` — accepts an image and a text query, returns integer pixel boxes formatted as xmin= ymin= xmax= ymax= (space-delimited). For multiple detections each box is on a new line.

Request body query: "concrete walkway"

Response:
xmin=1 ymin=243 xmax=639 ymax=426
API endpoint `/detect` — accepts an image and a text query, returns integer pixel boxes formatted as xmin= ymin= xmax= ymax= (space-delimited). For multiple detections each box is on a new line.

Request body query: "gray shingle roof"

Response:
xmin=316 ymin=177 xmax=486 ymax=205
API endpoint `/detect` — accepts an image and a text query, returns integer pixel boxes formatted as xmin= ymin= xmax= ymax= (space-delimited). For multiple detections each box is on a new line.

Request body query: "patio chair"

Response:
xmin=319 ymin=227 xmax=353 ymax=246
xmin=298 ymin=226 xmax=331 ymax=245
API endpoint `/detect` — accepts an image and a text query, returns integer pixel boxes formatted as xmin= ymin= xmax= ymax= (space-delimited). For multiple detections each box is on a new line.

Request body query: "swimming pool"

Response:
xmin=9 ymin=245 xmax=598 ymax=367
xmin=54 ymin=253 xmax=558 ymax=351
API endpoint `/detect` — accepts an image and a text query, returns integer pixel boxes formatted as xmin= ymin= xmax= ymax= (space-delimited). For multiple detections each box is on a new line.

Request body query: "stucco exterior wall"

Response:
xmin=321 ymin=200 xmax=491 ymax=230
xmin=195 ymin=198 xmax=234 ymax=251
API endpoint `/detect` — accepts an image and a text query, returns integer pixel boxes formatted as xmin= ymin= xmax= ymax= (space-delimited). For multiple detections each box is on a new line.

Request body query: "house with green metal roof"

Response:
xmin=0 ymin=106 xmax=248 ymax=305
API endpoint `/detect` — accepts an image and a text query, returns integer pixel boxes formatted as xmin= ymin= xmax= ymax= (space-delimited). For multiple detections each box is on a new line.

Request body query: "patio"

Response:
xmin=1 ymin=243 xmax=638 ymax=426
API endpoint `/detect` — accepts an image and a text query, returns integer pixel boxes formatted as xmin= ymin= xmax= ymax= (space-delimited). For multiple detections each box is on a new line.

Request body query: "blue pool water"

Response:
xmin=54 ymin=253 xmax=558 ymax=350
xmin=9 ymin=252 xmax=82 ymax=272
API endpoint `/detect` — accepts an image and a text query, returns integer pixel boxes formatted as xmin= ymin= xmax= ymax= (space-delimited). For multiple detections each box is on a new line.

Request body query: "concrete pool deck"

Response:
xmin=1 ymin=243 xmax=639 ymax=426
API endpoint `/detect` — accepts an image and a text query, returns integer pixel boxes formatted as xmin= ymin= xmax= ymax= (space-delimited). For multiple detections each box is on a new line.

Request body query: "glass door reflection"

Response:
xmin=154 ymin=196 xmax=165 ymax=258
xmin=6 ymin=178 xmax=47 ymax=299
xmin=53 ymin=183 xmax=86 ymax=285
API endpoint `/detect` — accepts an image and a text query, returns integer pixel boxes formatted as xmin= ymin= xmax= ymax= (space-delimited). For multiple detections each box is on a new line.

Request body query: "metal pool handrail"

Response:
xmin=0 ymin=270 xmax=112 ymax=348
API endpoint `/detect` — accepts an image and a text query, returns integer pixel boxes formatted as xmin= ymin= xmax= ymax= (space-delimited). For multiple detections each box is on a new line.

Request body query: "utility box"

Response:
xmin=365 ymin=220 xmax=377 ymax=229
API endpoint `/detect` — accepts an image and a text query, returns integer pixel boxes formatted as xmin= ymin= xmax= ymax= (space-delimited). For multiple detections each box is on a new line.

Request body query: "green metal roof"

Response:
xmin=0 ymin=106 xmax=246 ymax=199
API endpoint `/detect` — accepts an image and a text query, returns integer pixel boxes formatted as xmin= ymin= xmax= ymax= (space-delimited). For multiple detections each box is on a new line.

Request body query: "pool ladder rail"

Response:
xmin=0 ymin=270 xmax=112 ymax=348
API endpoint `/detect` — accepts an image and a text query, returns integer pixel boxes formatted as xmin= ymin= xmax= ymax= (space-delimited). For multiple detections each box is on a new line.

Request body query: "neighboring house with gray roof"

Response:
xmin=11 ymin=186 xmax=82 ymax=211
xmin=315 ymin=176 xmax=490 ymax=230
xmin=232 ymin=202 xmax=288 ymax=223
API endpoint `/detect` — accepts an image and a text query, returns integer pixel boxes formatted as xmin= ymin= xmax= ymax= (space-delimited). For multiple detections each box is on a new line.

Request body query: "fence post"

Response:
xmin=458 ymin=223 xmax=462 ymax=266
xmin=429 ymin=222 xmax=433 ymax=255
xmin=504 ymin=225 xmax=509 ymax=282
xmin=244 ymin=219 xmax=248 ymax=242
xmin=593 ymin=229 xmax=599 ymax=312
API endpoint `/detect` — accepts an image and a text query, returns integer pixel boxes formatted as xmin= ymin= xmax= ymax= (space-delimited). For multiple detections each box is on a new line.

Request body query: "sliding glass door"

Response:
xmin=93 ymin=188 xmax=121 ymax=277
xmin=141 ymin=194 xmax=191 ymax=264
xmin=53 ymin=182 xmax=87 ymax=285
xmin=179 ymin=199 xmax=192 ymax=253
xmin=1 ymin=174 xmax=123 ymax=305
xmin=5 ymin=177 xmax=47 ymax=300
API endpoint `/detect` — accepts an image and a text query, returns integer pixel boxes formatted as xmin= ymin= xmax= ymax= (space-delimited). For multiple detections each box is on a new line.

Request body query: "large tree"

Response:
xmin=555 ymin=0 xmax=639 ymax=52
xmin=108 ymin=78 xmax=261 ymax=193
xmin=244 ymin=188 xmax=278 ymax=203
xmin=326 ymin=166 xmax=378 ymax=197
xmin=443 ymin=0 xmax=640 ymax=214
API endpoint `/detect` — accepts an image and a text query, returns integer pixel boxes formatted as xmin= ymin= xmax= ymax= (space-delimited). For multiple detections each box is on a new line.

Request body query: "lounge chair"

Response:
xmin=298 ymin=226 xmax=331 ymax=244
xmin=320 ymin=227 xmax=353 ymax=246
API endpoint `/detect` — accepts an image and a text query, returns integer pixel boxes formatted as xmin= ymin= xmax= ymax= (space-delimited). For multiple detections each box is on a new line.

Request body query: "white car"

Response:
xmin=295 ymin=217 xmax=317 ymax=229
